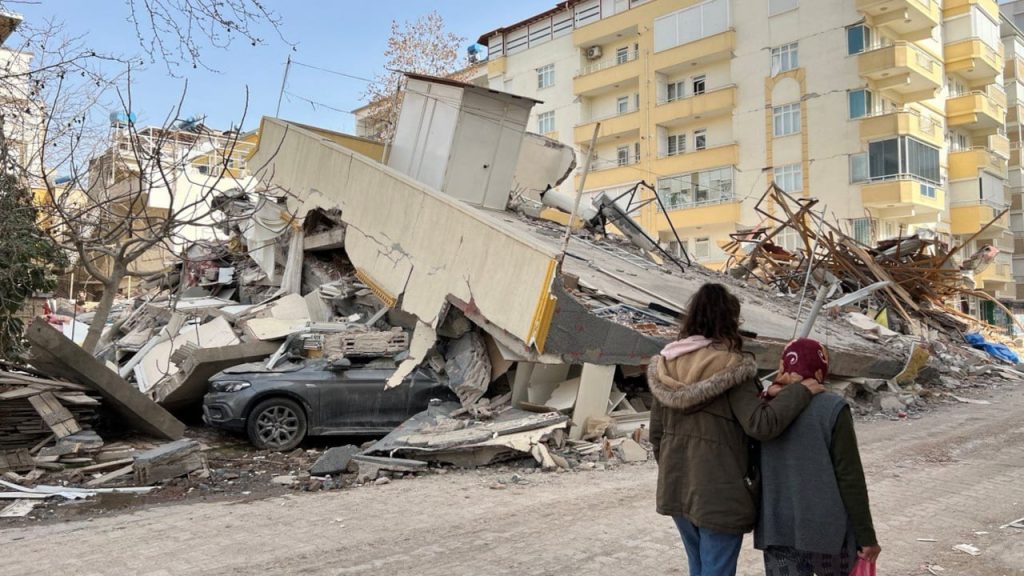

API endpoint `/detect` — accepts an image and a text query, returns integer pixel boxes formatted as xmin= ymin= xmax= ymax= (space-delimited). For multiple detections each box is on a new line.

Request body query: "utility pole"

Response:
xmin=557 ymin=123 xmax=601 ymax=271
xmin=275 ymin=55 xmax=292 ymax=118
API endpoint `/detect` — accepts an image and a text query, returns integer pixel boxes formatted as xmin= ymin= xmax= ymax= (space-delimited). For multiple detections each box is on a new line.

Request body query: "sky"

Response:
xmin=12 ymin=1 xmax=554 ymax=133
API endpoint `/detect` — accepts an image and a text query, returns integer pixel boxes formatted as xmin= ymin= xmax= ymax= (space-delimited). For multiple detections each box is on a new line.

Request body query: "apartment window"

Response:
xmin=617 ymin=96 xmax=630 ymax=115
xmin=771 ymin=43 xmax=799 ymax=75
xmin=537 ymin=111 xmax=555 ymax=134
xmin=653 ymin=0 xmax=729 ymax=53
xmin=692 ymin=75 xmax=706 ymax=96
xmin=850 ymin=153 xmax=868 ymax=183
xmin=617 ymin=145 xmax=630 ymax=166
xmin=634 ymin=142 xmax=641 ymax=164
xmin=867 ymin=136 xmax=940 ymax=184
xmin=693 ymin=237 xmax=710 ymax=260
xmin=537 ymin=64 xmax=555 ymax=89
xmin=616 ymin=46 xmax=629 ymax=64
xmin=667 ymin=81 xmax=685 ymax=102
xmin=774 ymin=164 xmax=802 ymax=192
xmin=667 ymin=134 xmax=686 ymax=156
xmin=773 ymin=103 xmax=801 ymax=137
xmin=694 ymin=129 xmax=707 ymax=151
xmin=851 ymin=217 xmax=873 ymax=245
xmin=635 ymin=93 xmax=641 ymax=110
xmin=847 ymin=24 xmax=871 ymax=55
xmin=657 ymin=167 xmax=734 ymax=210
xmin=848 ymin=89 xmax=873 ymax=119
xmin=769 ymin=0 xmax=799 ymax=17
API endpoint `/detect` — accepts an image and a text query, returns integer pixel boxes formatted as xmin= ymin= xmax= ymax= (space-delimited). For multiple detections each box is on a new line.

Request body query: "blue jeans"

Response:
xmin=673 ymin=516 xmax=743 ymax=576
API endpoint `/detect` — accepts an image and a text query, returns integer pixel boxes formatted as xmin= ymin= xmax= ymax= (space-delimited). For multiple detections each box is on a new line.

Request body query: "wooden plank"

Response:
xmin=26 ymin=319 xmax=185 ymax=440
xmin=84 ymin=464 xmax=134 ymax=488
xmin=27 ymin=392 xmax=81 ymax=439
xmin=75 ymin=458 xmax=134 ymax=474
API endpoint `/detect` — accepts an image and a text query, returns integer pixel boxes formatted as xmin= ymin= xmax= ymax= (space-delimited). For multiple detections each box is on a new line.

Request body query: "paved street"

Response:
xmin=3 ymin=386 xmax=1024 ymax=575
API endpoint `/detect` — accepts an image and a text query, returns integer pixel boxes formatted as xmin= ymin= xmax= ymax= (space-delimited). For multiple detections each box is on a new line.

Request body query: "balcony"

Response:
xmin=655 ymin=198 xmax=741 ymax=234
xmin=582 ymin=162 xmax=643 ymax=191
xmin=944 ymin=39 xmax=1003 ymax=87
xmin=856 ymin=0 xmax=940 ymax=41
xmin=1006 ymin=57 xmax=1024 ymax=83
xmin=651 ymin=30 xmax=735 ymax=75
xmin=574 ymin=109 xmax=641 ymax=144
xmin=949 ymin=148 xmax=1008 ymax=180
xmin=653 ymin=144 xmax=739 ymax=177
xmin=858 ymin=42 xmax=942 ymax=102
xmin=946 ymin=91 xmax=1006 ymax=134
xmin=943 ymin=0 xmax=1000 ymax=20
xmin=653 ymin=85 xmax=736 ymax=128
xmin=861 ymin=177 xmax=944 ymax=214
xmin=987 ymin=134 xmax=1011 ymax=159
xmin=857 ymin=110 xmax=943 ymax=147
xmin=950 ymin=201 xmax=1009 ymax=235
xmin=574 ymin=51 xmax=640 ymax=97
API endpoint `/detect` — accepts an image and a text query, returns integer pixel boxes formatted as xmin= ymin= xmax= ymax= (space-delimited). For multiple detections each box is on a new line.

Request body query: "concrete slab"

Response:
xmin=26 ymin=320 xmax=185 ymax=440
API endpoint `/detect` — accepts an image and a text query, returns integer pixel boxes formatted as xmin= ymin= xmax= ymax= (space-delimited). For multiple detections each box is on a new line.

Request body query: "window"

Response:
xmin=667 ymin=81 xmax=685 ymax=102
xmin=773 ymin=164 xmax=802 ymax=192
xmin=773 ymin=103 xmax=801 ymax=137
xmin=617 ymin=146 xmax=630 ymax=166
xmin=693 ymin=237 xmax=710 ymax=259
xmin=617 ymin=96 xmax=630 ymax=115
xmin=694 ymin=129 xmax=707 ymax=151
xmin=667 ymin=134 xmax=686 ymax=156
xmin=771 ymin=43 xmax=799 ymax=74
xmin=656 ymin=167 xmax=734 ymax=210
xmin=634 ymin=142 xmax=641 ymax=164
xmin=653 ymin=0 xmax=729 ymax=53
xmin=866 ymin=136 xmax=940 ymax=184
xmin=847 ymin=24 xmax=870 ymax=55
xmin=850 ymin=153 xmax=868 ymax=183
xmin=851 ymin=218 xmax=873 ymax=245
xmin=616 ymin=46 xmax=629 ymax=64
xmin=769 ymin=0 xmax=799 ymax=17
xmin=848 ymin=89 xmax=872 ymax=119
xmin=692 ymin=75 xmax=706 ymax=95
xmin=537 ymin=111 xmax=555 ymax=134
xmin=537 ymin=64 xmax=555 ymax=89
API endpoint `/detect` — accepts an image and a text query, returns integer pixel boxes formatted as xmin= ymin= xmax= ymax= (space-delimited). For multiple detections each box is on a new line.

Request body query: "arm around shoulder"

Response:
xmin=728 ymin=378 xmax=811 ymax=441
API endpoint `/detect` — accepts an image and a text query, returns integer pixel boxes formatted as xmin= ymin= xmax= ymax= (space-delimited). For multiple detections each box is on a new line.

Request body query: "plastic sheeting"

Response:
xmin=964 ymin=332 xmax=1021 ymax=364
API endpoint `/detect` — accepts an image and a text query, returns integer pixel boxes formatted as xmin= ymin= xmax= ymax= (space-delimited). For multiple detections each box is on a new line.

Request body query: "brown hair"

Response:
xmin=679 ymin=283 xmax=744 ymax=353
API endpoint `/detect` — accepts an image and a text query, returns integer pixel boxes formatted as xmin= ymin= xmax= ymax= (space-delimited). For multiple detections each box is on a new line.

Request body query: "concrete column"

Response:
xmin=569 ymin=363 xmax=616 ymax=440
xmin=510 ymin=362 xmax=535 ymax=408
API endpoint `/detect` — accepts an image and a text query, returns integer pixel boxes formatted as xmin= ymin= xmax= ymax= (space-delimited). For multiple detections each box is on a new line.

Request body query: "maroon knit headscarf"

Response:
xmin=781 ymin=338 xmax=830 ymax=384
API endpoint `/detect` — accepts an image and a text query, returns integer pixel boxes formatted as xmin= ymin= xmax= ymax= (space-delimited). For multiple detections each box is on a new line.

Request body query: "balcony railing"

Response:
xmin=658 ymin=190 xmax=736 ymax=212
xmin=576 ymin=50 xmax=639 ymax=77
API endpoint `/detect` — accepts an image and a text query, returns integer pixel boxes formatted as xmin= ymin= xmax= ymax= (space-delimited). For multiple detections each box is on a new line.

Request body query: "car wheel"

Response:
xmin=247 ymin=398 xmax=307 ymax=451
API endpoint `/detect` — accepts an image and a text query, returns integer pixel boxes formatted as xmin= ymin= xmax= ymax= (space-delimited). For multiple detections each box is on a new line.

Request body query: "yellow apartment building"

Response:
xmin=480 ymin=0 xmax=1023 ymax=328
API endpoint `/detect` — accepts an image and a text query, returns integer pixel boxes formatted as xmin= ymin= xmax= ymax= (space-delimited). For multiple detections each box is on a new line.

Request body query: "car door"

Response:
xmin=317 ymin=367 xmax=407 ymax=431
xmin=405 ymin=367 xmax=457 ymax=418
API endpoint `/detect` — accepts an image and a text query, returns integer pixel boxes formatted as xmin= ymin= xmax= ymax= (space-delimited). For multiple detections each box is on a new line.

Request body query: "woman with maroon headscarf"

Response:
xmin=756 ymin=338 xmax=881 ymax=575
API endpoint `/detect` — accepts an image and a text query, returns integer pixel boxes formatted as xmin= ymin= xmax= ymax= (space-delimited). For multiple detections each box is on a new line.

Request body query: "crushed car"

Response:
xmin=203 ymin=357 xmax=458 ymax=450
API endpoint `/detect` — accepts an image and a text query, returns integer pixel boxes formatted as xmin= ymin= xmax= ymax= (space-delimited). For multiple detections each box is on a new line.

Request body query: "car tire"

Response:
xmin=247 ymin=397 xmax=307 ymax=451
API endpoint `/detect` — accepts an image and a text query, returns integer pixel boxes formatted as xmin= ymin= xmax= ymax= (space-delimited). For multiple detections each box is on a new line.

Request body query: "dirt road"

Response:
xmin=3 ymin=386 xmax=1024 ymax=576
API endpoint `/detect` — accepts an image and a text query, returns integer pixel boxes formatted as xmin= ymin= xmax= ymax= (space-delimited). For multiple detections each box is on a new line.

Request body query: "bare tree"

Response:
xmin=361 ymin=11 xmax=467 ymax=141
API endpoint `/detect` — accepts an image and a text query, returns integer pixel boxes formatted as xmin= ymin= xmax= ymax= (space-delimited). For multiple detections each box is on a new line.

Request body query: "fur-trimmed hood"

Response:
xmin=647 ymin=348 xmax=758 ymax=411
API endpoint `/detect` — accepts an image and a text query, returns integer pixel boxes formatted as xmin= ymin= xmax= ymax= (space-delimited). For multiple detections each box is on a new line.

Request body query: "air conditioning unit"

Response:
xmin=586 ymin=46 xmax=603 ymax=60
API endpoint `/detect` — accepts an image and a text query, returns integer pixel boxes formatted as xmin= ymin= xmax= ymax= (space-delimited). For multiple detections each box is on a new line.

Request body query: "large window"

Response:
xmin=774 ymin=164 xmax=802 ymax=192
xmin=847 ymin=24 xmax=871 ymax=55
xmin=537 ymin=64 xmax=555 ymax=89
xmin=771 ymin=43 xmax=799 ymax=74
xmin=850 ymin=153 xmax=868 ymax=183
xmin=537 ymin=111 xmax=555 ymax=134
xmin=848 ymin=89 xmax=872 ymax=119
xmin=693 ymin=237 xmax=711 ymax=260
xmin=866 ymin=136 xmax=940 ymax=184
xmin=657 ymin=166 xmax=734 ymax=210
xmin=616 ymin=46 xmax=630 ymax=64
xmin=617 ymin=145 xmax=630 ymax=166
xmin=653 ymin=0 xmax=729 ymax=53
xmin=773 ymin=103 xmax=801 ymax=137
xmin=667 ymin=134 xmax=686 ymax=156
xmin=667 ymin=80 xmax=685 ymax=102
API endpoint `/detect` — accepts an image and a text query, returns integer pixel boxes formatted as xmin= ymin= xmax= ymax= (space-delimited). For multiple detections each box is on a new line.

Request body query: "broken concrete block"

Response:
xmin=310 ymin=445 xmax=360 ymax=476
xmin=875 ymin=393 xmax=905 ymax=413
xmin=615 ymin=438 xmax=649 ymax=463
xmin=374 ymin=476 xmax=391 ymax=486
xmin=271 ymin=475 xmax=298 ymax=486
xmin=133 ymin=439 xmax=204 ymax=485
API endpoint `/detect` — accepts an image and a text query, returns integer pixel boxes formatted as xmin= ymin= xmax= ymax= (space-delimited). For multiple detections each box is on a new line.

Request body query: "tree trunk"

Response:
xmin=81 ymin=268 xmax=124 ymax=354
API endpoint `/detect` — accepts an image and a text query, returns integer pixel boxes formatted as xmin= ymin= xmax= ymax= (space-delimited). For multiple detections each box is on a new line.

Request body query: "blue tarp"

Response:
xmin=964 ymin=332 xmax=1021 ymax=364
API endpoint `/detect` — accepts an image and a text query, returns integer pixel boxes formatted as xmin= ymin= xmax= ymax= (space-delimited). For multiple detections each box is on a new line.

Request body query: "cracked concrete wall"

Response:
xmin=512 ymin=133 xmax=577 ymax=202
xmin=251 ymin=117 xmax=560 ymax=349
